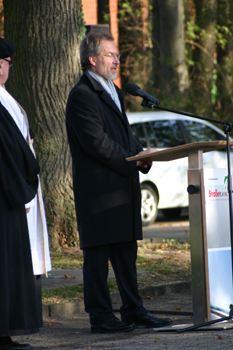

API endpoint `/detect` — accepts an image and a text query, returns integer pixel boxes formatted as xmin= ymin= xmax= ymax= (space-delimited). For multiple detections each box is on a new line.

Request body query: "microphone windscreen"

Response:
xmin=124 ymin=82 xmax=141 ymax=96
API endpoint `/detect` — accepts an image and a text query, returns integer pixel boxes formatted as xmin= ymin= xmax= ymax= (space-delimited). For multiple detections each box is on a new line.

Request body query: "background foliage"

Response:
xmin=116 ymin=0 xmax=233 ymax=130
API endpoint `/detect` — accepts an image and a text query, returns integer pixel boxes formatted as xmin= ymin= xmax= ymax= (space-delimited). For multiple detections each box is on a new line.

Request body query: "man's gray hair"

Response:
xmin=80 ymin=30 xmax=114 ymax=70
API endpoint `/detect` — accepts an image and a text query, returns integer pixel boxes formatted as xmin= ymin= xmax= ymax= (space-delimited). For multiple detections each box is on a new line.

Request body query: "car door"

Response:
xmin=130 ymin=119 xmax=189 ymax=211
xmin=141 ymin=118 xmax=189 ymax=209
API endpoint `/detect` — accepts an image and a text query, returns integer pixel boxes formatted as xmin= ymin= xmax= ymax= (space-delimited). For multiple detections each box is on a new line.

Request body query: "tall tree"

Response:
xmin=0 ymin=0 xmax=3 ymax=36
xmin=3 ymin=0 xmax=85 ymax=248
xmin=118 ymin=0 xmax=151 ymax=110
xmin=152 ymin=0 xmax=190 ymax=94
xmin=192 ymin=0 xmax=217 ymax=80
xmin=216 ymin=0 xmax=233 ymax=121
xmin=98 ymin=0 xmax=109 ymax=23
xmin=189 ymin=0 xmax=217 ymax=117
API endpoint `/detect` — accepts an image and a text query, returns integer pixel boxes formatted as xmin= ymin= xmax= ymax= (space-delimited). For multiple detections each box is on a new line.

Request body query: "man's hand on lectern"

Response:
xmin=136 ymin=148 xmax=157 ymax=168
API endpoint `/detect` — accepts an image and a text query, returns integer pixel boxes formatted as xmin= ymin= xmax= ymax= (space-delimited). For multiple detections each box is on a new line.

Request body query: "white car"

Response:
xmin=127 ymin=111 xmax=233 ymax=226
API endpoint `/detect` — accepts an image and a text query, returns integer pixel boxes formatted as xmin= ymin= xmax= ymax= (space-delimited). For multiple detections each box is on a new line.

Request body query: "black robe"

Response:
xmin=0 ymin=103 xmax=42 ymax=336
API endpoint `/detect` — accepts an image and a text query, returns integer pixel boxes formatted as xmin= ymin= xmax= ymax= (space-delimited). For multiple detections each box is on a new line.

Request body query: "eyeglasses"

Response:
xmin=2 ymin=58 xmax=13 ymax=67
xmin=102 ymin=53 xmax=121 ymax=61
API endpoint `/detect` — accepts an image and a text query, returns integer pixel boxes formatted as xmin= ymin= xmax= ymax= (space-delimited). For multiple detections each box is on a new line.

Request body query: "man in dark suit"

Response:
xmin=66 ymin=30 xmax=172 ymax=333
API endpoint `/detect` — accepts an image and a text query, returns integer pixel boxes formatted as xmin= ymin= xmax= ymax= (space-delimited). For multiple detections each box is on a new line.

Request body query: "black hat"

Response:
xmin=0 ymin=37 xmax=15 ymax=59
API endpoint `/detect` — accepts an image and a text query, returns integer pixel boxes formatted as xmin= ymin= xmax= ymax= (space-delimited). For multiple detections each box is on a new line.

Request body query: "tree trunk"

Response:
xmin=98 ymin=0 xmax=109 ymax=23
xmin=118 ymin=0 xmax=150 ymax=110
xmin=152 ymin=0 xmax=189 ymax=93
xmin=188 ymin=0 xmax=217 ymax=117
xmin=152 ymin=0 xmax=160 ymax=88
xmin=192 ymin=0 xmax=217 ymax=79
xmin=0 ymin=0 xmax=3 ymax=36
xmin=3 ymin=0 xmax=83 ymax=249
xmin=216 ymin=0 xmax=233 ymax=121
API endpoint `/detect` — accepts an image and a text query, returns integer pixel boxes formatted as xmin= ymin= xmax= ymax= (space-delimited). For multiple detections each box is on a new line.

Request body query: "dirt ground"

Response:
xmin=136 ymin=245 xmax=191 ymax=286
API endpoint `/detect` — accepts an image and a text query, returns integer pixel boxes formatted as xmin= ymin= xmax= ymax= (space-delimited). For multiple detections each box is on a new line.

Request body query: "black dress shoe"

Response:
xmin=91 ymin=317 xmax=135 ymax=333
xmin=129 ymin=312 xmax=173 ymax=328
xmin=0 ymin=339 xmax=32 ymax=350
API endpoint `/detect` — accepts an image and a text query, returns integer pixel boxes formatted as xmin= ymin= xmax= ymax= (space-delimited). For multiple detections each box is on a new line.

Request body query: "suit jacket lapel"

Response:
xmin=85 ymin=71 xmax=127 ymax=124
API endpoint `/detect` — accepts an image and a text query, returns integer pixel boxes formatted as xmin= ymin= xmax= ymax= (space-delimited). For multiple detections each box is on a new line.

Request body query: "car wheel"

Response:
xmin=162 ymin=208 xmax=182 ymax=218
xmin=141 ymin=183 xmax=158 ymax=226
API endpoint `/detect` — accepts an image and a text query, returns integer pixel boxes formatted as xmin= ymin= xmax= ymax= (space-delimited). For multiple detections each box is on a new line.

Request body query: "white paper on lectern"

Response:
xmin=204 ymin=168 xmax=233 ymax=316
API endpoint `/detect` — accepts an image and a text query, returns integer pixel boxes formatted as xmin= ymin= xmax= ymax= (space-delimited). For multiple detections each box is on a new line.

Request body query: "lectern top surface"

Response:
xmin=126 ymin=140 xmax=233 ymax=162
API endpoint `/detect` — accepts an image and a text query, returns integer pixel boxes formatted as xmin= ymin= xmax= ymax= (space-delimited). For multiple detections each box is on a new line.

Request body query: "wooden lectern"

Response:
xmin=127 ymin=140 xmax=233 ymax=324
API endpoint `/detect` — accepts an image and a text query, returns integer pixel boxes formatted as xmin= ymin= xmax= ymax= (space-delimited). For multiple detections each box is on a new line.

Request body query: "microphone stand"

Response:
xmin=141 ymin=99 xmax=233 ymax=331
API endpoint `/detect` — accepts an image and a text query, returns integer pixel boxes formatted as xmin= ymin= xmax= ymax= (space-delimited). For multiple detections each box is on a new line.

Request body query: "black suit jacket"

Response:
xmin=66 ymin=71 xmax=149 ymax=249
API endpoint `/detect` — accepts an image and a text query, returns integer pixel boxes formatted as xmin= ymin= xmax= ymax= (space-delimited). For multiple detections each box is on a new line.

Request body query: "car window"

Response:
xmin=130 ymin=123 xmax=148 ymax=148
xmin=183 ymin=120 xmax=225 ymax=142
xmin=145 ymin=120 xmax=185 ymax=148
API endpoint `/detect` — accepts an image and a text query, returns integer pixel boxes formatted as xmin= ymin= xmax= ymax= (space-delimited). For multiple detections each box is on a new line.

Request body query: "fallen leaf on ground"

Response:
xmin=64 ymin=274 xmax=75 ymax=278
xmin=46 ymin=322 xmax=55 ymax=326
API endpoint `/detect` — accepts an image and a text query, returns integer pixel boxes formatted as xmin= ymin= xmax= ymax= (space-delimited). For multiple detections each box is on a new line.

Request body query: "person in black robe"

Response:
xmin=0 ymin=38 xmax=42 ymax=350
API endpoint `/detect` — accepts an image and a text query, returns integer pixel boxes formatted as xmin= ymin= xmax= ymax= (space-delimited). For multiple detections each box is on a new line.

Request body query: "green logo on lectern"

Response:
xmin=224 ymin=175 xmax=228 ymax=190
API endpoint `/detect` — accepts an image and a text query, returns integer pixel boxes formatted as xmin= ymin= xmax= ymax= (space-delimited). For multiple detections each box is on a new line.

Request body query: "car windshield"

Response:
xmin=130 ymin=122 xmax=147 ymax=148
xmin=183 ymin=120 xmax=225 ymax=142
xmin=130 ymin=116 xmax=226 ymax=149
xmin=145 ymin=120 xmax=185 ymax=148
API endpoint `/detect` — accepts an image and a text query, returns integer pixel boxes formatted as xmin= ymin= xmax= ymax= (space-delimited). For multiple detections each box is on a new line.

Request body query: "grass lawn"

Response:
xmin=42 ymin=238 xmax=191 ymax=305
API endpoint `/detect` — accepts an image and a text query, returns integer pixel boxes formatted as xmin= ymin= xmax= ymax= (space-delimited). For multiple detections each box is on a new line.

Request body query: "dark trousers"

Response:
xmin=83 ymin=240 xmax=147 ymax=325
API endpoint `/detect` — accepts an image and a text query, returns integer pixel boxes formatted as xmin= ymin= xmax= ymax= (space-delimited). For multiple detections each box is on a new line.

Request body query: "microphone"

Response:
xmin=125 ymin=82 xmax=160 ymax=105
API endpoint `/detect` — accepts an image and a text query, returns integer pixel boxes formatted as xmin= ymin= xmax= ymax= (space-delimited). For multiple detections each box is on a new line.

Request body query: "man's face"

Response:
xmin=0 ymin=57 xmax=11 ymax=85
xmin=89 ymin=40 xmax=120 ymax=81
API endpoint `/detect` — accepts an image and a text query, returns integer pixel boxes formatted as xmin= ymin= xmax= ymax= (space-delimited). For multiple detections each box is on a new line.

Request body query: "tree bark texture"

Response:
xmin=152 ymin=0 xmax=189 ymax=92
xmin=3 ymin=0 xmax=83 ymax=249
xmin=216 ymin=0 xmax=233 ymax=120
xmin=193 ymin=0 xmax=217 ymax=79
xmin=118 ymin=0 xmax=149 ymax=110
xmin=98 ymin=0 xmax=109 ymax=23
xmin=188 ymin=0 xmax=217 ymax=116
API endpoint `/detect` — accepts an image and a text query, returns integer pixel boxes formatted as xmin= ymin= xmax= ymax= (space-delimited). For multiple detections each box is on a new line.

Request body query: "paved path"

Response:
xmin=41 ymin=269 xmax=149 ymax=290
xmin=143 ymin=209 xmax=189 ymax=239
xmin=42 ymin=269 xmax=86 ymax=290
xmin=143 ymin=220 xmax=189 ymax=239
xmin=16 ymin=286 xmax=233 ymax=350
